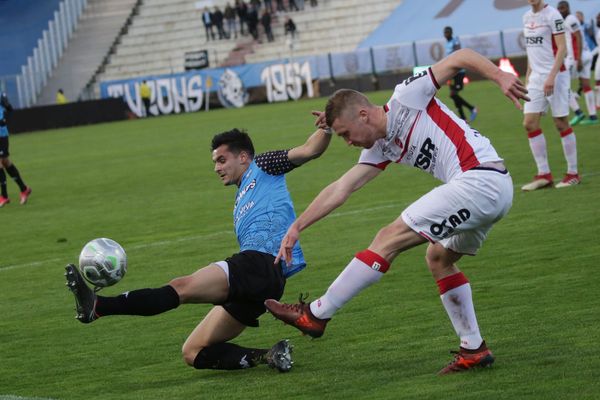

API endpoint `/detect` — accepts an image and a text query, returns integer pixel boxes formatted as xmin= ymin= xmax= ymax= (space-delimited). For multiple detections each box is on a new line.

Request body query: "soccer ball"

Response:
xmin=78 ymin=238 xmax=127 ymax=288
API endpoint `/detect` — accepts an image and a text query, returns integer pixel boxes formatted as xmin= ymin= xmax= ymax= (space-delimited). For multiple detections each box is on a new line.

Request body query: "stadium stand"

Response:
xmin=244 ymin=0 xmax=400 ymax=64
xmin=35 ymin=0 xmax=139 ymax=106
xmin=96 ymin=0 xmax=402 ymax=83
xmin=0 ymin=0 xmax=62 ymax=100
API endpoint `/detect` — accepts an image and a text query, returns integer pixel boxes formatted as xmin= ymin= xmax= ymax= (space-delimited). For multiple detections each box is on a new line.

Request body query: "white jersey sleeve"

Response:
xmin=388 ymin=69 xmax=438 ymax=111
xmin=564 ymin=14 xmax=581 ymax=59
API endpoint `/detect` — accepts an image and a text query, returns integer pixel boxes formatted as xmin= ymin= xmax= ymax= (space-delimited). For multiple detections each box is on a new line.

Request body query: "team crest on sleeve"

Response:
xmin=554 ymin=19 xmax=564 ymax=32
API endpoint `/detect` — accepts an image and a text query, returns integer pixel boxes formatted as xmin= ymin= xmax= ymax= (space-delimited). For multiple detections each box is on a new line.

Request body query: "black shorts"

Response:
xmin=449 ymin=71 xmax=465 ymax=92
xmin=220 ymin=250 xmax=286 ymax=327
xmin=0 ymin=137 xmax=8 ymax=157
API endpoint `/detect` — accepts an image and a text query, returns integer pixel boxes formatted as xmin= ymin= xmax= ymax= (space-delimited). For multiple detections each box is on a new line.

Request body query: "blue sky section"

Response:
xmin=358 ymin=0 xmax=600 ymax=49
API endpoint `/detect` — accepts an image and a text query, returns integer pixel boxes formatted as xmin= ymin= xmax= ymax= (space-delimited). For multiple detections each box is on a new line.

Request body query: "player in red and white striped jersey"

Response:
xmin=557 ymin=1 xmax=597 ymax=126
xmin=521 ymin=0 xmax=580 ymax=191
xmin=264 ymin=48 xmax=529 ymax=375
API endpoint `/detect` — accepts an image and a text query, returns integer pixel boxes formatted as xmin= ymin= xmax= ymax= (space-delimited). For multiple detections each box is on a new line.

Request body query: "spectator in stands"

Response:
xmin=247 ymin=4 xmax=259 ymax=40
xmin=276 ymin=0 xmax=286 ymax=12
xmin=263 ymin=0 xmax=273 ymax=13
xmin=284 ymin=16 xmax=297 ymax=39
xmin=213 ymin=6 xmax=226 ymax=40
xmin=261 ymin=10 xmax=274 ymax=42
xmin=56 ymin=89 xmax=68 ymax=104
xmin=202 ymin=7 xmax=215 ymax=41
xmin=250 ymin=0 xmax=261 ymax=11
xmin=0 ymin=93 xmax=32 ymax=208
xmin=288 ymin=0 xmax=300 ymax=12
xmin=224 ymin=3 xmax=237 ymax=39
xmin=140 ymin=80 xmax=152 ymax=118
xmin=235 ymin=0 xmax=248 ymax=36
xmin=443 ymin=26 xmax=477 ymax=122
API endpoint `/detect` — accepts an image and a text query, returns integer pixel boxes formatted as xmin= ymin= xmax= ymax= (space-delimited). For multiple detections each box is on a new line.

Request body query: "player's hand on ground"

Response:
xmin=312 ymin=110 xmax=328 ymax=130
xmin=275 ymin=226 xmax=300 ymax=265
xmin=496 ymin=70 xmax=529 ymax=110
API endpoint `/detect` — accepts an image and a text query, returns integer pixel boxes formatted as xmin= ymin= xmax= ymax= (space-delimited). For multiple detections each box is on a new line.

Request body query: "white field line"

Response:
xmin=0 ymin=396 xmax=58 ymax=400
xmin=0 ymin=204 xmax=399 ymax=273
xmin=2 ymin=170 xmax=598 ymax=274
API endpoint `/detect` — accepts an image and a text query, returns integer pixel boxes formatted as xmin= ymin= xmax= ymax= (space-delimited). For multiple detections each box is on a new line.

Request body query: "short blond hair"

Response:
xmin=325 ymin=89 xmax=373 ymax=127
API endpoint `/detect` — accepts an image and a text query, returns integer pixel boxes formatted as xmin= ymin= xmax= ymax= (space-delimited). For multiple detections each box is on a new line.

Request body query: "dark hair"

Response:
xmin=211 ymin=129 xmax=255 ymax=158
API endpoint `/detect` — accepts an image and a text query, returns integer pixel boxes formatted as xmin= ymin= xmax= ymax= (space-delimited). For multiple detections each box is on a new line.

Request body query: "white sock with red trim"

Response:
xmin=310 ymin=249 xmax=389 ymax=320
xmin=560 ymin=128 xmax=578 ymax=174
xmin=527 ymin=129 xmax=550 ymax=175
xmin=569 ymin=92 xmax=581 ymax=113
xmin=583 ymin=88 xmax=596 ymax=118
xmin=437 ymin=272 xmax=483 ymax=350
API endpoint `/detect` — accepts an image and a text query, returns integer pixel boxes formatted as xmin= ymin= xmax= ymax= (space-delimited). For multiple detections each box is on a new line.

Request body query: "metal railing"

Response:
xmin=15 ymin=0 xmax=89 ymax=109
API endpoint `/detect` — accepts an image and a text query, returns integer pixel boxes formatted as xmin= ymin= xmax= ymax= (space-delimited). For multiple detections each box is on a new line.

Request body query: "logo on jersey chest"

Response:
xmin=235 ymin=179 xmax=256 ymax=207
xmin=525 ymin=36 xmax=544 ymax=45
xmin=414 ymin=138 xmax=438 ymax=171
xmin=430 ymin=209 xmax=471 ymax=239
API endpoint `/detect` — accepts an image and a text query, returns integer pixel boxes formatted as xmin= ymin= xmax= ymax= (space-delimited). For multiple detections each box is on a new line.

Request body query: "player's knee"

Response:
xmin=182 ymin=343 xmax=205 ymax=367
xmin=168 ymin=276 xmax=192 ymax=301
xmin=425 ymin=245 xmax=452 ymax=273
xmin=523 ymin=119 xmax=538 ymax=132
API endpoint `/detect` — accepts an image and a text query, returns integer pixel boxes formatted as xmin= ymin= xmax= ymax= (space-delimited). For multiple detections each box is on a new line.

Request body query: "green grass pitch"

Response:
xmin=1 ymin=80 xmax=599 ymax=400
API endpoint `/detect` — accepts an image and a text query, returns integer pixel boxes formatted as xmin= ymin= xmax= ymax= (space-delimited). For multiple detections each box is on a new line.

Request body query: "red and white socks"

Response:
xmin=560 ymin=127 xmax=578 ymax=175
xmin=527 ymin=129 xmax=550 ymax=175
xmin=527 ymin=128 xmax=578 ymax=176
xmin=310 ymin=249 xmax=389 ymax=320
xmin=437 ymin=272 xmax=483 ymax=350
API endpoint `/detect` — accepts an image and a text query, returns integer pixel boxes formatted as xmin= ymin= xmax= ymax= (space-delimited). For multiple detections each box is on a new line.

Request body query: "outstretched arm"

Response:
xmin=276 ymin=163 xmax=382 ymax=264
xmin=287 ymin=113 xmax=332 ymax=166
xmin=430 ymin=48 xmax=530 ymax=109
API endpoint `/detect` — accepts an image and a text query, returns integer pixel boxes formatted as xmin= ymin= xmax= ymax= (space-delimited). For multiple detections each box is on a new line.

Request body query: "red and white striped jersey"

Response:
xmin=563 ymin=14 xmax=588 ymax=60
xmin=358 ymin=68 xmax=502 ymax=183
xmin=523 ymin=5 xmax=566 ymax=75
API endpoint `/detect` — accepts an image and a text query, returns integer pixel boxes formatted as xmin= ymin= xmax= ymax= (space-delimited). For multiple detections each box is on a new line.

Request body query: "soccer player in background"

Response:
xmin=264 ymin=48 xmax=529 ymax=375
xmin=558 ymin=1 xmax=597 ymax=126
xmin=65 ymin=126 xmax=332 ymax=372
xmin=443 ymin=26 xmax=477 ymax=122
xmin=520 ymin=0 xmax=579 ymax=191
xmin=595 ymin=12 xmax=600 ymax=111
xmin=0 ymin=93 xmax=32 ymax=207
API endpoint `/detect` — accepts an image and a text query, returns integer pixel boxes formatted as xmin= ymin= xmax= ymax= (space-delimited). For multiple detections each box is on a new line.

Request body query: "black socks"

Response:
xmin=96 ymin=285 xmax=180 ymax=316
xmin=193 ymin=343 xmax=268 ymax=370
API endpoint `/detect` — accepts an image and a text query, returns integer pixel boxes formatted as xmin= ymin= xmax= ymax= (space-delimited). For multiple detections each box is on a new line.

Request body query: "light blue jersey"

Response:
xmin=445 ymin=36 xmax=466 ymax=74
xmin=0 ymin=106 xmax=9 ymax=137
xmin=233 ymin=151 xmax=306 ymax=278
xmin=445 ymin=36 xmax=460 ymax=56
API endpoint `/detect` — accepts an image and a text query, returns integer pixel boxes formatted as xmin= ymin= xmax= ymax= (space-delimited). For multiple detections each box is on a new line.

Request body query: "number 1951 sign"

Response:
xmin=260 ymin=61 xmax=314 ymax=102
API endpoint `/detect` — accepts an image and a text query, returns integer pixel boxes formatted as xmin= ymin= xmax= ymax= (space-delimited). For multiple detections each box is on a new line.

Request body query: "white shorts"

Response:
xmin=401 ymin=168 xmax=513 ymax=255
xmin=524 ymin=71 xmax=570 ymax=117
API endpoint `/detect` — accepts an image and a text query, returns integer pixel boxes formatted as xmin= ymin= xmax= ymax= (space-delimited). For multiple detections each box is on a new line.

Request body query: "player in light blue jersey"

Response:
xmin=0 ymin=93 xmax=32 ymax=208
xmin=443 ymin=26 xmax=478 ymax=122
xmin=65 ymin=125 xmax=331 ymax=373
